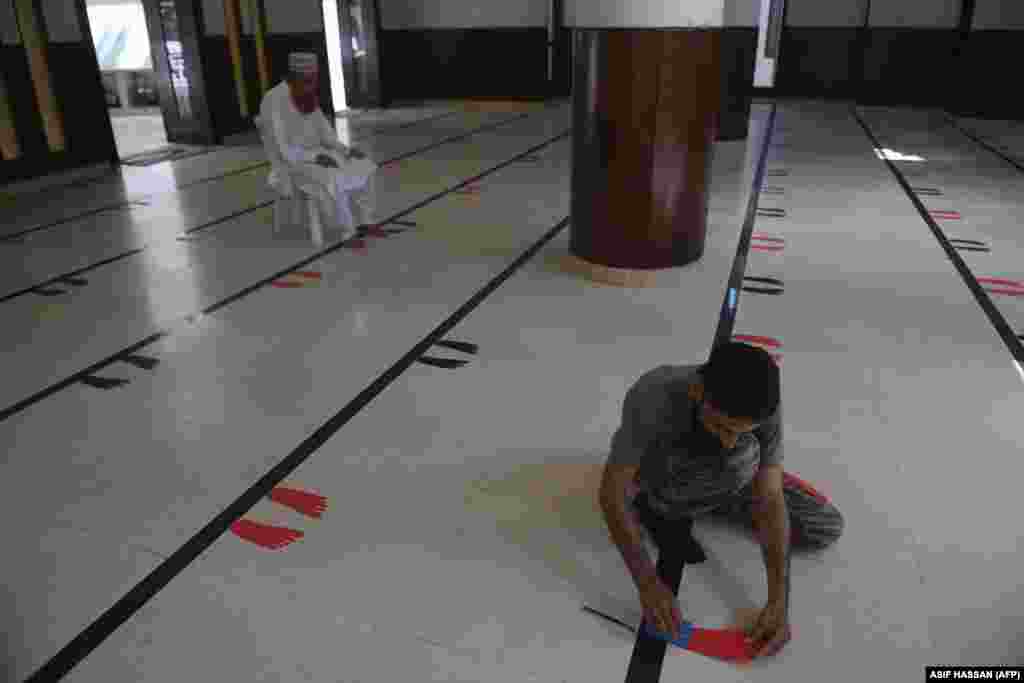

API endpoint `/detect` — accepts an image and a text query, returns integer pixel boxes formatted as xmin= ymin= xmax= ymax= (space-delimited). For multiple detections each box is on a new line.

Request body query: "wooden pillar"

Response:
xmin=569 ymin=29 xmax=722 ymax=273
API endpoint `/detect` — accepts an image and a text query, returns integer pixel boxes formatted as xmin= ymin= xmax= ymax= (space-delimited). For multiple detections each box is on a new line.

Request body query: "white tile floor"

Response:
xmin=2 ymin=99 xmax=1023 ymax=683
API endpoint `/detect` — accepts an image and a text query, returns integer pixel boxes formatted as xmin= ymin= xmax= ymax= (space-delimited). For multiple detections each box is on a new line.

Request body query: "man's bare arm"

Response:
xmin=599 ymin=463 xmax=658 ymax=590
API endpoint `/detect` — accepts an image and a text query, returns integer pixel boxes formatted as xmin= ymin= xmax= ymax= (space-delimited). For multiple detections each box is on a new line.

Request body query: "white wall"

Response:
xmin=265 ymin=0 xmax=323 ymax=33
xmin=724 ymin=0 xmax=760 ymax=27
xmin=784 ymin=0 xmax=867 ymax=27
xmin=380 ymin=0 xmax=548 ymax=29
xmin=564 ymin=0 xmax=724 ymax=28
xmin=41 ymin=0 xmax=84 ymax=42
xmin=1 ymin=0 xmax=20 ymax=45
xmin=869 ymin=0 xmax=959 ymax=27
xmin=974 ymin=0 xmax=1024 ymax=29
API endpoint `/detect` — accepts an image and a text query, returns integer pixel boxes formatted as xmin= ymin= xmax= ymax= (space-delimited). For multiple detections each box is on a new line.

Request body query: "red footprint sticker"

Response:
xmin=343 ymin=238 xmax=368 ymax=250
xmin=454 ymin=184 xmax=483 ymax=195
xmin=751 ymin=232 xmax=785 ymax=252
xmin=230 ymin=519 xmax=304 ymax=550
xmin=930 ymin=210 xmax=961 ymax=220
xmin=978 ymin=277 xmax=1024 ymax=297
xmin=678 ymin=627 xmax=752 ymax=664
xmin=269 ymin=487 xmax=329 ymax=519
xmin=272 ymin=280 xmax=304 ymax=288
xmin=782 ymin=471 xmax=829 ymax=504
xmin=732 ymin=334 xmax=783 ymax=366
xmin=732 ymin=334 xmax=781 ymax=349
xmin=293 ymin=271 xmax=322 ymax=280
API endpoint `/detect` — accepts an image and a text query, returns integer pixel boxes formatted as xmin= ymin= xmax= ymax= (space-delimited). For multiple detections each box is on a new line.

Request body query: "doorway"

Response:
xmin=754 ymin=0 xmax=785 ymax=87
xmin=322 ymin=0 xmax=347 ymax=114
xmin=327 ymin=0 xmax=383 ymax=111
xmin=81 ymin=0 xmax=216 ymax=162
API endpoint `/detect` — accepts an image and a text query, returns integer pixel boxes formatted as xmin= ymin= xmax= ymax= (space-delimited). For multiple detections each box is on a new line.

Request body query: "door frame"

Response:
xmin=334 ymin=0 xmax=383 ymax=109
xmin=140 ymin=0 xmax=217 ymax=146
xmin=71 ymin=0 xmax=120 ymax=163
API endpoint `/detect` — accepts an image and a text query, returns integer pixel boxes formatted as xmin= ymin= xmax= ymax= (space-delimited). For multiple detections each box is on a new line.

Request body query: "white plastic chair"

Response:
xmin=254 ymin=115 xmax=324 ymax=246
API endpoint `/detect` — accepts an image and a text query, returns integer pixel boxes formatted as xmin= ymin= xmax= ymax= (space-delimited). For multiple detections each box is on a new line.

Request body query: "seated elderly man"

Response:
xmin=259 ymin=52 xmax=377 ymax=240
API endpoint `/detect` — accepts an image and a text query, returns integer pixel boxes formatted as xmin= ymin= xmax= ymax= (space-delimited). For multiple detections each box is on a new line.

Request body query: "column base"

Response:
xmin=561 ymin=252 xmax=678 ymax=288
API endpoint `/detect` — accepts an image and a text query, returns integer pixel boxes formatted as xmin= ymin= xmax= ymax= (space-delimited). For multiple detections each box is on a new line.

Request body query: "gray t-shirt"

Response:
xmin=607 ymin=364 xmax=783 ymax=519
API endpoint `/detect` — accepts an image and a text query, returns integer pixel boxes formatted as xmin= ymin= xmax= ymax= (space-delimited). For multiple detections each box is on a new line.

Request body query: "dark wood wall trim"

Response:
xmin=0 ymin=41 xmax=117 ymax=186
xmin=719 ymin=27 xmax=757 ymax=140
xmin=201 ymin=31 xmax=334 ymax=140
xmin=858 ymin=28 xmax=959 ymax=107
xmin=379 ymin=28 xmax=553 ymax=101
xmin=948 ymin=29 xmax=1022 ymax=120
xmin=773 ymin=27 xmax=862 ymax=99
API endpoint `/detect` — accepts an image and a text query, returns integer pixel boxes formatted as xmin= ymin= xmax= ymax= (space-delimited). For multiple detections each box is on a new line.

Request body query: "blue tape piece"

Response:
xmin=642 ymin=621 xmax=693 ymax=649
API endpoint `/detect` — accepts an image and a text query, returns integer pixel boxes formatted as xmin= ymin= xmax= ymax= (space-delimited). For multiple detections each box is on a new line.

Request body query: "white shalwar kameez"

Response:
xmin=259 ymin=81 xmax=377 ymax=233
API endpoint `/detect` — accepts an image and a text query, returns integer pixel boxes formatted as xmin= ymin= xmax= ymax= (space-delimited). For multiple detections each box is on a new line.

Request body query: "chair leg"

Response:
xmin=307 ymin=198 xmax=323 ymax=247
xmin=272 ymin=198 xmax=284 ymax=236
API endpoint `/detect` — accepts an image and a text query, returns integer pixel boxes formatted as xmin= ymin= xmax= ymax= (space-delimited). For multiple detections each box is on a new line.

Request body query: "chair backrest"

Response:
xmin=253 ymin=114 xmax=284 ymax=168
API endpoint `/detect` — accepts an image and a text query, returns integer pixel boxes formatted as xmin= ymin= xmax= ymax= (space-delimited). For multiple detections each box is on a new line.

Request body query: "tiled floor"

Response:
xmin=108 ymin=108 xmax=168 ymax=159
xmin=2 ymin=99 xmax=1022 ymax=683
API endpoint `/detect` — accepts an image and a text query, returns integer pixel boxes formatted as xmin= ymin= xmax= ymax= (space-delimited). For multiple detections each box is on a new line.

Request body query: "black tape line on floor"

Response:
xmin=79 ymin=375 xmax=130 ymax=390
xmin=853 ymin=107 xmax=1024 ymax=364
xmin=120 ymin=354 xmax=159 ymax=370
xmin=743 ymin=276 xmax=784 ymax=286
xmin=0 ymin=108 xmax=556 ymax=307
xmin=416 ymin=356 xmax=469 ymax=369
xmin=1 ymin=202 xmax=142 ymax=242
xmin=1 ymin=126 xmax=570 ymax=426
xmin=24 ymin=212 xmax=571 ymax=683
xmin=434 ymin=339 xmax=479 ymax=354
xmin=2 ymin=110 xmax=465 ymax=237
xmin=741 ymin=285 xmax=784 ymax=295
xmin=625 ymin=105 xmax=780 ymax=683
xmin=943 ymin=113 xmax=1024 ymax=175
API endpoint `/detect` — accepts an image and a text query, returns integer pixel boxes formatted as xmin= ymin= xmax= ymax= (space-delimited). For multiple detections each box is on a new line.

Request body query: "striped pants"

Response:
xmin=634 ymin=472 xmax=844 ymax=554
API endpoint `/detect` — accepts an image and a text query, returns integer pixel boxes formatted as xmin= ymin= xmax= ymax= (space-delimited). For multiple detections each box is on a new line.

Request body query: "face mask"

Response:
xmin=291 ymin=82 xmax=320 ymax=114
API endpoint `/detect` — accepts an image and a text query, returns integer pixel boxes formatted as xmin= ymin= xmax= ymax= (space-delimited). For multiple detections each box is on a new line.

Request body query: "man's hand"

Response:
xmin=315 ymin=153 xmax=339 ymax=168
xmin=745 ymin=598 xmax=791 ymax=657
xmin=639 ymin=577 xmax=683 ymax=640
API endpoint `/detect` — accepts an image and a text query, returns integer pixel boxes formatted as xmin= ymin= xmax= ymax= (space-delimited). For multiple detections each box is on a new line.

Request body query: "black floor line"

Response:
xmin=2 ymin=201 xmax=150 ymax=241
xmin=621 ymin=105 xmax=780 ymax=683
xmin=170 ymin=110 xmax=466 ymax=192
xmin=852 ymin=107 xmax=1024 ymax=364
xmin=942 ymin=113 xmax=1024 ymax=174
xmin=0 ymin=130 xmax=570 ymax=425
xmin=0 ymin=108 xmax=554 ymax=306
xmin=25 ymin=211 xmax=572 ymax=682
xmin=1 ymin=109 xmax=467 ymax=241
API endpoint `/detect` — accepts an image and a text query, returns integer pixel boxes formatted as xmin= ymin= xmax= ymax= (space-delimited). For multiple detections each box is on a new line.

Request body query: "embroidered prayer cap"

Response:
xmin=288 ymin=52 xmax=319 ymax=75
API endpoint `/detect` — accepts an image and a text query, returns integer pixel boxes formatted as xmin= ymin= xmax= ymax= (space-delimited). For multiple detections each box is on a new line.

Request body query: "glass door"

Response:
xmin=337 ymin=0 xmax=381 ymax=108
xmin=753 ymin=0 xmax=785 ymax=87
xmin=142 ymin=0 xmax=215 ymax=145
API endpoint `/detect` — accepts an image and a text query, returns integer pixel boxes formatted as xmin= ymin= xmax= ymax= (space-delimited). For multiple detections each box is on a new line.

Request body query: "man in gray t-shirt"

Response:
xmin=608 ymin=364 xmax=785 ymax=519
xmin=599 ymin=344 xmax=843 ymax=659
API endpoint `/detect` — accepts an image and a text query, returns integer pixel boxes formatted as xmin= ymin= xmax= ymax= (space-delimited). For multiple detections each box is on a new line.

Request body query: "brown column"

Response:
xmin=569 ymin=29 xmax=722 ymax=275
